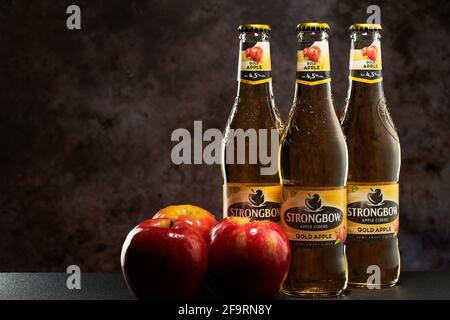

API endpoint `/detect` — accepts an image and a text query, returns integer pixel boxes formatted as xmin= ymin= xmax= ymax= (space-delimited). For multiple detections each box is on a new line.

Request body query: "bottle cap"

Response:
xmin=238 ymin=24 xmax=271 ymax=32
xmin=296 ymin=22 xmax=330 ymax=31
xmin=349 ymin=24 xmax=382 ymax=32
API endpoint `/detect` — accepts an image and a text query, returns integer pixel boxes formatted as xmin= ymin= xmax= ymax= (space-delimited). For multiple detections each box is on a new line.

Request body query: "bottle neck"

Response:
xmin=346 ymin=80 xmax=384 ymax=112
xmin=294 ymin=81 xmax=332 ymax=102
xmin=294 ymin=30 xmax=332 ymax=104
xmin=348 ymin=30 xmax=383 ymax=85
xmin=237 ymin=81 xmax=273 ymax=101
xmin=236 ymin=30 xmax=273 ymax=99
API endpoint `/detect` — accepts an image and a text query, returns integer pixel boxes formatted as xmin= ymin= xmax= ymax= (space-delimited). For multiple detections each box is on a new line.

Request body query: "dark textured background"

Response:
xmin=0 ymin=0 xmax=448 ymax=272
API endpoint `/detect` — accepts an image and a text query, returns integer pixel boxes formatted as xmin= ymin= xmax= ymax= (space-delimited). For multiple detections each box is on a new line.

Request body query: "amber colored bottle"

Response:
xmin=280 ymin=23 xmax=348 ymax=297
xmin=222 ymin=24 xmax=283 ymax=222
xmin=341 ymin=24 xmax=401 ymax=288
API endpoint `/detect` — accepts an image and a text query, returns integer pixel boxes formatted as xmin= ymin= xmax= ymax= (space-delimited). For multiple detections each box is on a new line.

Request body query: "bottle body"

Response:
xmin=280 ymin=24 xmax=348 ymax=297
xmin=222 ymin=25 xmax=283 ymax=222
xmin=341 ymin=25 xmax=401 ymax=287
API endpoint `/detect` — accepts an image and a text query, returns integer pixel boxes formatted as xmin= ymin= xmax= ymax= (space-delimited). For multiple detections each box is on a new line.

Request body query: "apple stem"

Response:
xmin=169 ymin=220 xmax=175 ymax=228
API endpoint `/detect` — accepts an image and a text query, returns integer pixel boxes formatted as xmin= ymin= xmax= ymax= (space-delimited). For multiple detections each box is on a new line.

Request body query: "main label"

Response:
xmin=224 ymin=184 xmax=281 ymax=222
xmin=280 ymin=188 xmax=346 ymax=247
xmin=238 ymin=41 xmax=271 ymax=85
xmin=349 ymin=39 xmax=383 ymax=83
xmin=347 ymin=183 xmax=399 ymax=240
xmin=296 ymin=40 xmax=331 ymax=86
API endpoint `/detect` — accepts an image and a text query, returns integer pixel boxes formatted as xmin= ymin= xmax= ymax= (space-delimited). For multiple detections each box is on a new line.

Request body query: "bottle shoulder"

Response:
xmin=342 ymin=96 xmax=400 ymax=145
xmin=225 ymin=96 xmax=283 ymax=131
xmin=342 ymin=96 xmax=401 ymax=182
xmin=282 ymin=99 xmax=345 ymax=143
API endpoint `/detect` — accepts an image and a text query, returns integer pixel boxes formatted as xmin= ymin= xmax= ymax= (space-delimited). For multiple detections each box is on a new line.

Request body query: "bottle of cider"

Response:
xmin=222 ymin=24 xmax=283 ymax=222
xmin=341 ymin=24 xmax=401 ymax=287
xmin=280 ymin=23 xmax=348 ymax=297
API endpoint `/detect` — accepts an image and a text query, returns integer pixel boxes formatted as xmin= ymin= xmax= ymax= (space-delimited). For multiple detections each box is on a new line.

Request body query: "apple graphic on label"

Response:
xmin=249 ymin=189 xmax=264 ymax=206
xmin=366 ymin=45 xmax=378 ymax=62
xmin=368 ymin=188 xmax=383 ymax=205
xmin=305 ymin=194 xmax=321 ymax=211
xmin=361 ymin=45 xmax=378 ymax=62
xmin=303 ymin=45 xmax=321 ymax=63
xmin=245 ymin=46 xmax=264 ymax=63
xmin=393 ymin=220 xmax=400 ymax=233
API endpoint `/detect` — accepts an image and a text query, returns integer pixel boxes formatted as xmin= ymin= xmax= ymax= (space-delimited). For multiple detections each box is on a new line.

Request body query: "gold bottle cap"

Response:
xmin=296 ymin=22 xmax=330 ymax=31
xmin=238 ymin=24 xmax=271 ymax=32
xmin=349 ymin=23 xmax=382 ymax=31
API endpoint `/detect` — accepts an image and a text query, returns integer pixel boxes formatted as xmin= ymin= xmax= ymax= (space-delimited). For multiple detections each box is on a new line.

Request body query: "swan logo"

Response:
xmin=367 ymin=188 xmax=383 ymax=205
xmin=305 ymin=193 xmax=322 ymax=211
xmin=228 ymin=189 xmax=280 ymax=222
xmin=248 ymin=189 xmax=265 ymax=207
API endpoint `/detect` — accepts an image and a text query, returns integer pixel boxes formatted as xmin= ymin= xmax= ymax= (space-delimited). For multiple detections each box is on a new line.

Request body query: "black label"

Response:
xmin=296 ymin=71 xmax=330 ymax=83
xmin=347 ymin=200 xmax=399 ymax=225
xmin=240 ymin=70 xmax=271 ymax=82
xmin=284 ymin=206 xmax=344 ymax=231
xmin=351 ymin=69 xmax=382 ymax=81
xmin=228 ymin=202 xmax=280 ymax=222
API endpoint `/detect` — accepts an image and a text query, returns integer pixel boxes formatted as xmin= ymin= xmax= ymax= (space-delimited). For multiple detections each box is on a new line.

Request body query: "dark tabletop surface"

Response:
xmin=0 ymin=272 xmax=449 ymax=300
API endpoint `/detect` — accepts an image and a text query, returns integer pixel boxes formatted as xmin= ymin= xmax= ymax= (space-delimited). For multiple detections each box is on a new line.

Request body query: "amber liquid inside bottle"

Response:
xmin=222 ymin=27 xmax=283 ymax=220
xmin=280 ymin=27 xmax=348 ymax=297
xmin=341 ymin=29 xmax=401 ymax=287
xmin=223 ymin=84 xmax=282 ymax=183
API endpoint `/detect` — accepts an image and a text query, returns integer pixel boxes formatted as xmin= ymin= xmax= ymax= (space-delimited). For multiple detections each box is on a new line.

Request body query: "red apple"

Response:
xmin=121 ymin=218 xmax=208 ymax=300
xmin=153 ymin=204 xmax=217 ymax=242
xmin=307 ymin=45 xmax=321 ymax=63
xmin=251 ymin=46 xmax=263 ymax=62
xmin=208 ymin=217 xmax=291 ymax=298
xmin=366 ymin=45 xmax=378 ymax=61
xmin=303 ymin=47 xmax=310 ymax=58
xmin=361 ymin=46 xmax=368 ymax=57
xmin=393 ymin=220 xmax=400 ymax=233
xmin=335 ymin=225 xmax=347 ymax=243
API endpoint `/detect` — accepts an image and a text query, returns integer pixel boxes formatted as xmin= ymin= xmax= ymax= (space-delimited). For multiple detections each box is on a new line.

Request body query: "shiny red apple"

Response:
xmin=304 ymin=45 xmax=321 ymax=62
xmin=153 ymin=204 xmax=217 ymax=242
xmin=366 ymin=45 xmax=378 ymax=62
xmin=121 ymin=218 xmax=208 ymax=300
xmin=208 ymin=217 xmax=291 ymax=298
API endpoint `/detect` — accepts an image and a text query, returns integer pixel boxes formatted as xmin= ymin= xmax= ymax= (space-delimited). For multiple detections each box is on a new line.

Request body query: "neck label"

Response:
xmin=238 ymin=41 xmax=271 ymax=85
xmin=296 ymin=40 xmax=331 ymax=86
xmin=350 ymin=39 xmax=383 ymax=83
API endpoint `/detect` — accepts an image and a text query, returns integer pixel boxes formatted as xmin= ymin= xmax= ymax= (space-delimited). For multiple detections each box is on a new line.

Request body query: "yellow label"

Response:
xmin=238 ymin=41 xmax=271 ymax=85
xmin=347 ymin=183 xmax=399 ymax=241
xmin=223 ymin=183 xmax=281 ymax=222
xmin=297 ymin=41 xmax=330 ymax=72
xmin=349 ymin=40 xmax=382 ymax=70
xmin=296 ymin=40 xmax=331 ymax=86
xmin=280 ymin=188 xmax=346 ymax=247
xmin=349 ymin=40 xmax=383 ymax=83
